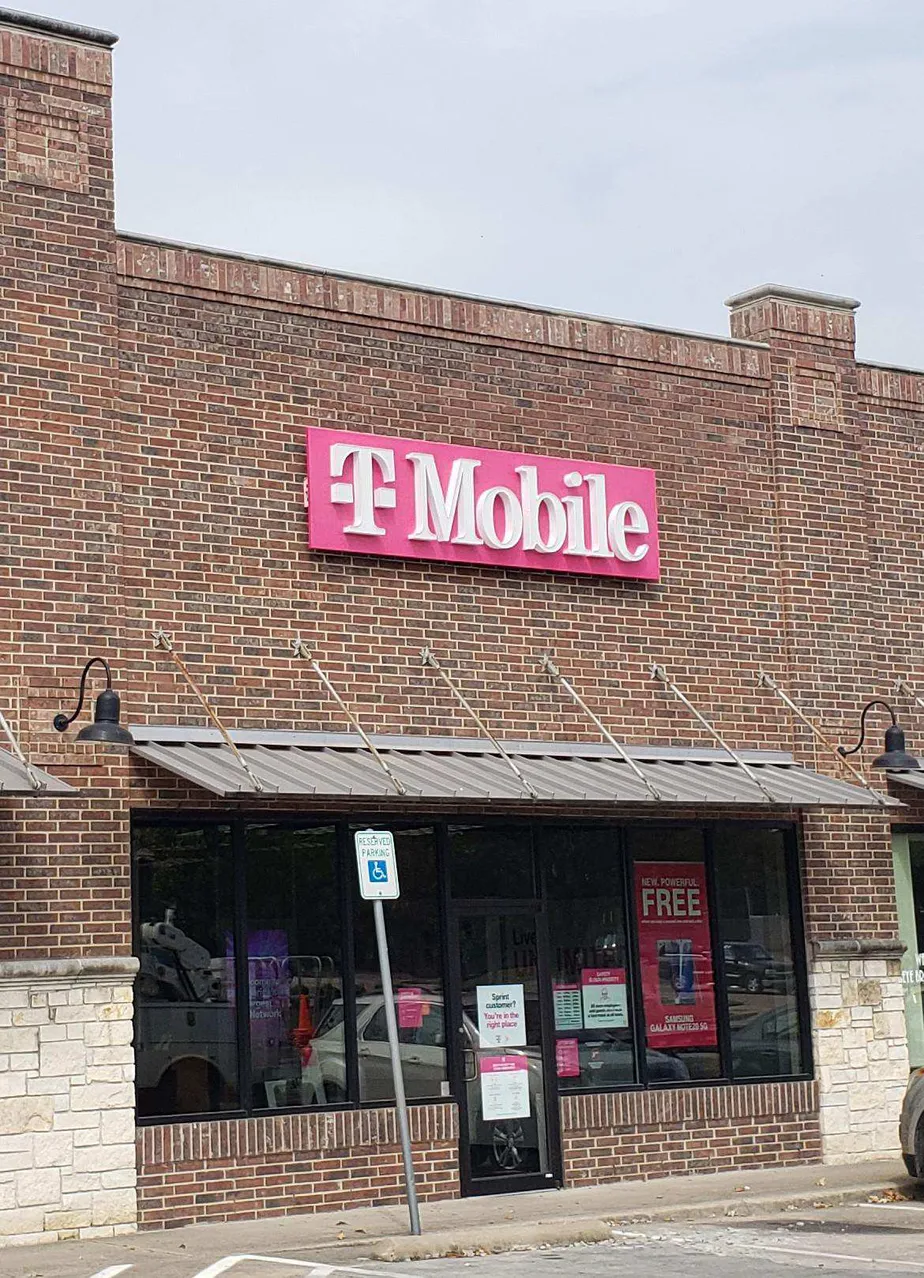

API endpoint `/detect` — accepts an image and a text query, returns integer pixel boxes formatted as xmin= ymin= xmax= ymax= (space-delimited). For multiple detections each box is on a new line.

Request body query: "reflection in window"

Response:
xmin=546 ymin=827 xmax=639 ymax=1088
xmin=714 ymin=827 xmax=803 ymax=1079
xmin=629 ymin=827 xmax=721 ymax=1081
xmin=352 ymin=827 xmax=446 ymax=1101
xmin=135 ymin=824 xmax=239 ymax=1118
xmin=244 ymin=825 xmax=343 ymax=1109
xmin=449 ymin=825 xmax=535 ymax=899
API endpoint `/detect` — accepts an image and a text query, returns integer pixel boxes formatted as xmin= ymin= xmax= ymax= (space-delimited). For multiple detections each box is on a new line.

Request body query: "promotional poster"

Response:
xmin=634 ymin=862 xmax=717 ymax=1049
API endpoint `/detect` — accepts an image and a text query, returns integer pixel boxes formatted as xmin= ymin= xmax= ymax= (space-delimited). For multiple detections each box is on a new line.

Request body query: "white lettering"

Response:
xmin=516 ymin=465 xmax=567 ymax=554
xmin=608 ymin=500 xmax=650 ymax=562
xmin=476 ymin=486 xmax=523 ymax=549
xmin=584 ymin=473 xmax=612 ymax=557
xmin=407 ymin=452 xmax=483 ymax=545
xmin=329 ymin=443 xmax=396 ymax=536
xmin=562 ymin=471 xmax=588 ymax=555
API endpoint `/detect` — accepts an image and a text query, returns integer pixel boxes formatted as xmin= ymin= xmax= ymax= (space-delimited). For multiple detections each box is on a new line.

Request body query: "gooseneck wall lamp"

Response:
xmin=837 ymin=699 xmax=920 ymax=770
xmin=53 ymin=657 xmax=134 ymax=746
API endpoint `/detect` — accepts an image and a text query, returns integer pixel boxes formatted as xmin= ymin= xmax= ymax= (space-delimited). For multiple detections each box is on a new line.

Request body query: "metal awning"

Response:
xmin=130 ymin=727 xmax=898 ymax=808
xmin=0 ymin=749 xmax=74 ymax=795
xmin=885 ymin=771 xmax=924 ymax=795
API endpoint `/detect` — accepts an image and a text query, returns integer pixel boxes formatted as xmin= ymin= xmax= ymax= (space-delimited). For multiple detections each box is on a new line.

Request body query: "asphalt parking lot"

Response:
xmin=21 ymin=1195 xmax=924 ymax=1277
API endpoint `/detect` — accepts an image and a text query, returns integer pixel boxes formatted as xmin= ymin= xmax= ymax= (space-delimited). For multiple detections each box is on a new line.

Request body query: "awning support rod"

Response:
xmin=291 ymin=639 xmax=407 ymax=797
xmin=894 ymin=676 xmax=924 ymax=712
xmin=421 ymin=647 xmax=539 ymax=800
xmin=151 ymin=630 xmax=265 ymax=793
xmin=758 ymin=670 xmax=886 ymax=805
xmin=0 ymin=705 xmax=44 ymax=791
xmin=541 ymin=655 xmax=664 ymax=802
xmin=650 ymin=662 xmax=776 ymax=803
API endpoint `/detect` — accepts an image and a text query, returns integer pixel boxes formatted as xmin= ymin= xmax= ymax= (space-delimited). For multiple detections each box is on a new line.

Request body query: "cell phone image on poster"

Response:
xmin=634 ymin=862 xmax=717 ymax=1049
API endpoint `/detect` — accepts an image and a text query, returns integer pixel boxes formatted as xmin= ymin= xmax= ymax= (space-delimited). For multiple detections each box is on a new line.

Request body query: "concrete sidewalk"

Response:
xmin=0 ymin=1158 xmax=911 ymax=1274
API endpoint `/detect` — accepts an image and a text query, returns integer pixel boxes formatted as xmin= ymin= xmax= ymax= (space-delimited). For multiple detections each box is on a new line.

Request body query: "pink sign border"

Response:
xmin=306 ymin=426 xmax=660 ymax=581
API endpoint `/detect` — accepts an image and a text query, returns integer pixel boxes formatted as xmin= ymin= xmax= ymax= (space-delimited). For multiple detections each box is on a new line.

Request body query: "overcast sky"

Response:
xmin=39 ymin=0 xmax=924 ymax=366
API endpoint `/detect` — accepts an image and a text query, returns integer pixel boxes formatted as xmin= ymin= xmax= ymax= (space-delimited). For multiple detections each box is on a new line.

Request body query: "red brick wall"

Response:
xmin=135 ymin=1084 xmax=820 ymax=1228
xmin=0 ymin=21 xmax=132 ymax=961
xmin=562 ymin=1081 xmax=821 ymax=1184
xmin=136 ymin=1104 xmax=459 ymax=1228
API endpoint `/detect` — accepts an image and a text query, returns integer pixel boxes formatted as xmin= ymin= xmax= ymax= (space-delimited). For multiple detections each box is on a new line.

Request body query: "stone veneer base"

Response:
xmin=0 ymin=957 xmax=139 ymax=1247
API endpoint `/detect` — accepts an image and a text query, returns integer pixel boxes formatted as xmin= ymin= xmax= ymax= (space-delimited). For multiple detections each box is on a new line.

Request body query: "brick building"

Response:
xmin=2 ymin=4 xmax=924 ymax=1247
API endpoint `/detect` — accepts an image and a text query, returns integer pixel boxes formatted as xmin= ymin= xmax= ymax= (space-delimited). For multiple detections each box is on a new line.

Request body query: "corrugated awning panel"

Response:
xmin=0 ymin=749 xmax=75 ymax=795
xmin=130 ymin=730 xmax=898 ymax=808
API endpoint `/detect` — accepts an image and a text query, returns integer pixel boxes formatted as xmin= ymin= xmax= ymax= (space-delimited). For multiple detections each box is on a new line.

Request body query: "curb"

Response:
xmin=605 ymin=1178 xmax=912 ymax=1225
xmin=366 ymin=1178 xmax=913 ymax=1262
xmin=371 ymin=1217 xmax=614 ymax=1261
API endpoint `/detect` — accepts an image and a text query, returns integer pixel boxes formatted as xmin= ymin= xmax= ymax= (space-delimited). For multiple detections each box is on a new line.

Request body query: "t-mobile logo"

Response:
xmin=329 ymin=443 xmax=396 ymax=536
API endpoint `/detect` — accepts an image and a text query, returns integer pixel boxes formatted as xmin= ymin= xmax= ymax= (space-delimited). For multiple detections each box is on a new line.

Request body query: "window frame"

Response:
xmin=132 ymin=811 xmax=813 ymax=1126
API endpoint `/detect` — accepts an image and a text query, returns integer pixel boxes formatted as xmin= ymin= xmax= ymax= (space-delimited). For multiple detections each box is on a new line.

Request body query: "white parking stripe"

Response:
xmin=854 ymin=1201 xmax=924 ymax=1212
xmin=88 ymin=1267 xmax=133 ymax=1278
xmin=746 ymin=1242 xmax=924 ymax=1268
xmin=192 ymin=1259 xmax=328 ymax=1277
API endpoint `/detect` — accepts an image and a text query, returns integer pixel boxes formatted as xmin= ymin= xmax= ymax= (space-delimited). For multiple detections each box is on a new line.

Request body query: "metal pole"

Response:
xmin=759 ymin=670 xmax=887 ymax=803
xmin=541 ymin=655 xmax=666 ymax=802
xmin=650 ymin=662 xmax=777 ymax=803
xmin=421 ymin=646 xmax=539 ymax=800
xmin=151 ymin=629 xmax=266 ymax=793
xmin=373 ymin=898 xmax=421 ymax=1236
xmin=0 ymin=706 xmax=44 ymax=791
xmin=291 ymin=638 xmax=407 ymax=796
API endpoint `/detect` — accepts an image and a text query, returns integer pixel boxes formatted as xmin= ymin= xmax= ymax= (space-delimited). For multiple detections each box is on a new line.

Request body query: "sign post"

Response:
xmin=355 ymin=829 xmax=421 ymax=1236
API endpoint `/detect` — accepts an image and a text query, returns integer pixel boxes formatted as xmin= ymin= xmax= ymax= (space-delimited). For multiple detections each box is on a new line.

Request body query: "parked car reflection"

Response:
xmin=723 ymin=942 xmax=794 ymax=995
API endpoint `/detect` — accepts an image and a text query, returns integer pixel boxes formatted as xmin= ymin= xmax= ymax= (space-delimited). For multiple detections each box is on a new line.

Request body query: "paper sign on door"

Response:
xmin=476 ymin=984 xmax=526 ymax=1047
xmin=580 ymin=968 xmax=628 ymax=1029
xmin=397 ymin=987 xmax=424 ymax=1029
xmin=555 ymin=1037 xmax=581 ymax=1078
xmin=553 ymin=983 xmax=583 ymax=1030
xmin=480 ymin=1055 xmax=531 ymax=1120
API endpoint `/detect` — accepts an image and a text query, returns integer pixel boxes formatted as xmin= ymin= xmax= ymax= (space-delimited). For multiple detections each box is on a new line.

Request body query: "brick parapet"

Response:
xmin=115 ymin=236 xmax=770 ymax=381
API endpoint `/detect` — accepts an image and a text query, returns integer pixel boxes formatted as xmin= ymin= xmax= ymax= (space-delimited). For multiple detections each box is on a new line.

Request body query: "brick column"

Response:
xmin=0 ymin=9 xmax=136 ymax=1242
xmin=727 ymin=286 xmax=908 ymax=1162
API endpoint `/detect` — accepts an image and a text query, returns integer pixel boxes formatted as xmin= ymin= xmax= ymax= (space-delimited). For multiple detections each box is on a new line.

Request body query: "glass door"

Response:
xmin=449 ymin=906 xmax=561 ymax=1195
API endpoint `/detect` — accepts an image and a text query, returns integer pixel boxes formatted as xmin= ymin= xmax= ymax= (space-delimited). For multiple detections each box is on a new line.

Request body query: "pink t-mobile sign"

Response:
xmin=305 ymin=427 xmax=659 ymax=580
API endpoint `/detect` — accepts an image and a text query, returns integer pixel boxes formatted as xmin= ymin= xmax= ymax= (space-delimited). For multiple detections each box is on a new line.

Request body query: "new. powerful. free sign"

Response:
xmin=305 ymin=427 xmax=659 ymax=580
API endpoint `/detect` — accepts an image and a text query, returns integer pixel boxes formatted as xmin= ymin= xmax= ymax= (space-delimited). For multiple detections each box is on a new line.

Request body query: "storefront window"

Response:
xmin=133 ymin=816 xmax=809 ymax=1122
xmin=629 ymin=826 xmax=721 ymax=1081
xmin=352 ymin=827 xmax=447 ymax=1101
xmin=546 ymin=827 xmax=637 ymax=1087
xmin=135 ymin=823 xmax=239 ymax=1118
xmin=714 ymin=827 xmax=804 ymax=1079
xmin=449 ymin=824 xmax=535 ymax=898
xmin=244 ymin=824 xmax=343 ymax=1108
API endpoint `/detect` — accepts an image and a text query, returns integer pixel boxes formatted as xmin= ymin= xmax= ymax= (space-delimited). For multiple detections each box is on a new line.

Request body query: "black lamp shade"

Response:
xmin=75 ymin=688 xmax=135 ymax=746
xmin=872 ymin=723 xmax=920 ymax=770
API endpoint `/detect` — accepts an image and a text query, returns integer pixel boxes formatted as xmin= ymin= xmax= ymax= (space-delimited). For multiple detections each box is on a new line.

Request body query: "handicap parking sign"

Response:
xmin=355 ymin=829 xmax=400 ymax=900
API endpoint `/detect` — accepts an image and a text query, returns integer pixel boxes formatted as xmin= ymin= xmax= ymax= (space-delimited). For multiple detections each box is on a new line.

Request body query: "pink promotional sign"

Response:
xmin=305 ymin=427 xmax=659 ymax=580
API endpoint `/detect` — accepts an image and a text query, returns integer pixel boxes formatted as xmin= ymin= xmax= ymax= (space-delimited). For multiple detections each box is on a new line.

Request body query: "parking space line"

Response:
xmin=747 ymin=1242 xmax=923 ymax=1268
xmin=854 ymin=1201 xmax=924 ymax=1212
xmin=89 ymin=1267 xmax=133 ymax=1278
xmin=192 ymin=1259 xmax=330 ymax=1277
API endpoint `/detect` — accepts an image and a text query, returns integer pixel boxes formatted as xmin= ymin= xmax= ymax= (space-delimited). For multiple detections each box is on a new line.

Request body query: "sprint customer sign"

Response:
xmin=306 ymin=427 xmax=659 ymax=579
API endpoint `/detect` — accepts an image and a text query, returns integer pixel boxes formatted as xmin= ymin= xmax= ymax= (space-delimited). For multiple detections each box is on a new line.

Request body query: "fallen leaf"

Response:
xmin=815 ymin=1178 xmax=826 ymax=1187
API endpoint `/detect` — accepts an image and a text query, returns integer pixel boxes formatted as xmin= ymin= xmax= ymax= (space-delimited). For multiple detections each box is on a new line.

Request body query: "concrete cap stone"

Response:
xmin=725 ymin=283 xmax=860 ymax=312
xmin=0 ymin=6 xmax=118 ymax=47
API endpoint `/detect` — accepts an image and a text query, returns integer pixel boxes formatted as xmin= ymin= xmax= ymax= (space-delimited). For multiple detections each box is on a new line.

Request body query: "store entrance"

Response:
xmin=449 ymin=904 xmax=562 ymax=1195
